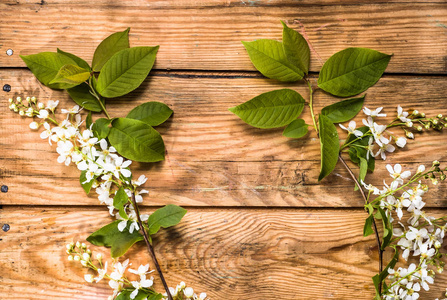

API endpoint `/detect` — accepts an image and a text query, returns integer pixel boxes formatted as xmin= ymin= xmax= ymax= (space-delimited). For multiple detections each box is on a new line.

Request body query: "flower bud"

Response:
xmin=406 ymin=132 xmax=414 ymax=139
xmin=81 ymin=243 xmax=86 ymax=249
xmin=84 ymin=274 xmax=94 ymax=283
xmin=37 ymin=102 xmax=45 ymax=109
xmin=417 ymin=165 xmax=425 ymax=173
xmin=13 ymin=107 xmax=18 ymax=112
xmin=82 ymin=253 xmax=90 ymax=261
xmin=417 ymin=126 xmax=423 ymax=132
xmin=438 ymin=114 xmax=443 ymax=118
xmin=441 ymin=174 xmax=446 ymax=181
xmin=68 ymin=255 xmax=74 ymax=261
xmin=433 ymin=160 xmax=440 ymax=166
xmin=199 ymin=293 xmax=207 ymax=300
xmin=406 ymin=121 xmax=413 ymax=128
xmin=180 ymin=282 xmax=186 ymax=289
xmin=86 ymin=249 xmax=91 ymax=255
xmin=424 ymin=123 xmax=430 ymax=129
xmin=438 ymin=266 xmax=444 ymax=274
xmin=433 ymin=119 xmax=439 ymax=125
xmin=81 ymin=260 xmax=88 ymax=267
xmin=19 ymin=110 xmax=25 ymax=116
xmin=29 ymin=121 xmax=39 ymax=130
xmin=31 ymin=96 xmax=36 ymax=103
xmin=412 ymin=110 xmax=419 ymax=116
xmin=96 ymin=253 xmax=103 ymax=260
xmin=432 ymin=178 xmax=439 ymax=185
xmin=16 ymin=97 xmax=21 ymax=102
xmin=420 ymin=112 xmax=426 ymax=118
xmin=26 ymin=97 xmax=30 ymax=102
xmin=8 ymin=98 xmax=13 ymax=103
xmin=184 ymin=287 xmax=194 ymax=298
xmin=435 ymin=241 xmax=442 ymax=249
xmin=76 ymin=241 xmax=81 ymax=248
xmin=74 ymin=255 xmax=80 ymax=261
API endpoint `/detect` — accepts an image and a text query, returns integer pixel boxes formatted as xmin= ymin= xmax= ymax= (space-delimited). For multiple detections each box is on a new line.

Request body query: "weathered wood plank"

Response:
xmin=1 ymin=70 xmax=447 ymax=206
xmin=1 ymin=1 xmax=447 ymax=73
xmin=2 ymin=207 xmax=446 ymax=299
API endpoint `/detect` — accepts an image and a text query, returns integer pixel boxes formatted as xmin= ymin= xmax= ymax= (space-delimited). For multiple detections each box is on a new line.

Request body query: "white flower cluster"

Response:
xmin=10 ymin=96 xmax=149 ymax=233
xmin=163 ymin=281 xmax=208 ymax=300
xmin=362 ymin=163 xmax=447 ymax=299
xmin=339 ymin=106 xmax=415 ymax=160
xmin=67 ymin=242 xmax=159 ymax=300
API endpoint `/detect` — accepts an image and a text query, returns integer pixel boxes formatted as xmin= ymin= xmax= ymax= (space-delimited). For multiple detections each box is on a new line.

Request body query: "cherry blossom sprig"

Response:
xmin=8 ymin=95 xmax=195 ymax=300
xmin=359 ymin=161 xmax=447 ymax=299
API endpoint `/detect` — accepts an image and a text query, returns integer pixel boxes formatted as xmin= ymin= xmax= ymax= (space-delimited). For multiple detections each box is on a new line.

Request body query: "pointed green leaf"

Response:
xmin=229 ymin=89 xmax=305 ymax=129
xmin=318 ymin=114 xmax=340 ymax=181
xmin=86 ymin=111 xmax=93 ymax=128
xmin=113 ymin=187 xmax=128 ymax=210
xmin=378 ymin=208 xmax=393 ymax=250
xmin=92 ymin=28 xmax=130 ymax=72
xmin=67 ymin=83 xmax=104 ymax=112
xmin=86 ymin=220 xmax=143 ymax=258
xmin=57 ymin=48 xmax=91 ymax=71
xmin=20 ymin=52 xmax=76 ymax=89
xmin=281 ymin=21 xmax=310 ymax=74
xmin=126 ymin=101 xmax=173 ymax=126
xmin=49 ymin=64 xmax=91 ymax=87
xmin=97 ymin=46 xmax=159 ymax=98
xmin=372 ymin=248 xmax=399 ymax=296
xmin=242 ymin=40 xmax=303 ymax=82
xmin=80 ymin=170 xmax=95 ymax=194
xmin=92 ymin=118 xmax=112 ymax=139
xmin=363 ymin=213 xmax=375 ymax=237
xmin=356 ymin=156 xmax=368 ymax=191
xmin=283 ymin=119 xmax=309 ymax=138
xmin=321 ymin=95 xmax=365 ymax=123
xmin=109 ymin=118 xmax=165 ymax=162
xmin=147 ymin=204 xmax=187 ymax=235
xmin=116 ymin=291 xmax=162 ymax=300
xmin=318 ymin=48 xmax=392 ymax=97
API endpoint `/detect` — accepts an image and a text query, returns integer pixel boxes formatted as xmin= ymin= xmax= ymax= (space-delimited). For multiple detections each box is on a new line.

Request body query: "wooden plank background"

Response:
xmin=1 ymin=0 xmax=447 ymax=299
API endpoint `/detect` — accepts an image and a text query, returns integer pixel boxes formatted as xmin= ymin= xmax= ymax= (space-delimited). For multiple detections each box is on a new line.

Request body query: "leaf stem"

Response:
xmin=88 ymin=78 xmax=111 ymax=120
xmin=306 ymin=79 xmax=318 ymax=134
xmin=130 ymin=192 xmax=173 ymax=300
xmin=338 ymin=153 xmax=384 ymax=294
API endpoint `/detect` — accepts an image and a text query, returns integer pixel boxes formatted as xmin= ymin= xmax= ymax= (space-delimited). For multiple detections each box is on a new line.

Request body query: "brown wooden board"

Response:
xmin=1 ymin=207 xmax=447 ymax=299
xmin=1 ymin=1 xmax=447 ymax=73
xmin=1 ymin=70 xmax=447 ymax=207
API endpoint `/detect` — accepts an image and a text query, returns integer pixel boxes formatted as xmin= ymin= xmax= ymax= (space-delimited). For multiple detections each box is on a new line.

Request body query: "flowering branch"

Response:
xmin=130 ymin=192 xmax=173 ymax=300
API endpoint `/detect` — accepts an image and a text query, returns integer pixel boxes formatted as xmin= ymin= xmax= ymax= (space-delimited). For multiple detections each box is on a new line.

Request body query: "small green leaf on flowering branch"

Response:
xmin=92 ymin=28 xmax=130 ymax=72
xmin=321 ymin=95 xmax=365 ymax=123
xmin=109 ymin=118 xmax=165 ymax=162
xmin=147 ymin=204 xmax=187 ymax=235
xmin=283 ymin=119 xmax=309 ymax=138
xmin=377 ymin=208 xmax=393 ymax=250
xmin=57 ymin=48 xmax=91 ymax=71
xmin=126 ymin=101 xmax=173 ymax=126
xmin=363 ymin=214 xmax=375 ymax=237
xmin=87 ymin=220 xmax=143 ymax=258
xmin=86 ymin=111 xmax=93 ymax=128
xmin=242 ymin=40 xmax=304 ymax=82
xmin=318 ymin=114 xmax=340 ymax=181
xmin=345 ymin=126 xmax=375 ymax=172
xmin=97 ymin=46 xmax=159 ymax=98
xmin=372 ymin=247 xmax=399 ymax=297
xmin=20 ymin=52 xmax=77 ymax=89
xmin=113 ymin=187 xmax=128 ymax=210
xmin=115 ymin=290 xmax=161 ymax=300
xmin=281 ymin=21 xmax=310 ymax=75
xmin=49 ymin=64 xmax=91 ymax=87
xmin=80 ymin=170 xmax=95 ymax=194
xmin=318 ymin=48 xmax=392 ymax=97
xmin=355 ymin=156 xmax=368 ymax=191
xmin=229 ymin=89 xmax=305 ymax=129
xmin=365 ymin=203 xmax=374 ymax=215
xmin=67 ymin=83 xmax=104 ymax=112
xmin=92 ymin=118 xmax=112 ymax=140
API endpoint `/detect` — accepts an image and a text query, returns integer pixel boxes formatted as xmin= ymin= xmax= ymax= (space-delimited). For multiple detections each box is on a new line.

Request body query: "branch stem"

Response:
xmin=306 ymin=79 xmax=318 ymax=134
xmin=338 ymin=154 xmax=383 ymax=294
xmin=131 ymin=193 xmax=173 ymax=300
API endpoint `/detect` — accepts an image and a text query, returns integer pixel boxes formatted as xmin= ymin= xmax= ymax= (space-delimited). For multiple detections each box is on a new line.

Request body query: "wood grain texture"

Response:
xmin=1 ymin=70 xmax=447 ymax=207
xmin=2 ymin=207 xmax=447 ymax=299
xmin=1 ymin=1 xmax=447 ymax=73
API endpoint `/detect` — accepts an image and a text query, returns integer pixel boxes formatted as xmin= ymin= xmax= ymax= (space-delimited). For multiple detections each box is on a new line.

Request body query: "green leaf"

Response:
xmin=318 ymin=48 xmax=392 ymax=97
xmin=80 ymin=170 xmax=95 ymax=194
xmin=49 ymin=64 xmax=91 ymax=87
xmin=345 ymin=126 xmax=375 ymax=172
xmin=378 ymin=208 xmax=393 ymax=250
xmin=57 ymin=48 xmax=91 ymax=71
xmin=67 ymin=83 xmax=104 ymax=112
xmin=228 ymin=89 xmax=305 ymax=129
xmin=363 ymin=214 xmax=375 ymax=237
xmin=86 ymin=220 xmax=143 ymax=258
xmin=321 ymin=95 xmax=365 ymax=123
xmin=355 ymin=156 xmax=368 ymax=191
xmin=372 ymin=248 xmax=399 ymax=297
xmin=86 ymin=111 xmax=93 ymax=129
xmin=283 ymin=119 xmax=308 ymax=138
xmin=109 ymin=118 xmax=165 ymax=162
xmin=126 ymin=101 xmax=173 ymax=126
xmin=147 ymin=204 xmax=187 ymax=235
xmin=92 ymin=118 xmax=112 ymax=139
xmin=281 ymin=21 xmax=310 ymax=74
xmin=20 ymin=52 xmax=77 ymax=89
xmin=242 ymin=40 xmax=304 ymax=82
xmin=115 ymin=291 xmax=161 ymax=300
xmin=113 ymin=187 xmax=128 ymax=210
xmin=92 ymin=28 xmax=130 ymax=72
xmin=318 ymin=114 xmax=340 ymax=181
xmin=96 ymin=46 xmax=159 ymax=98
